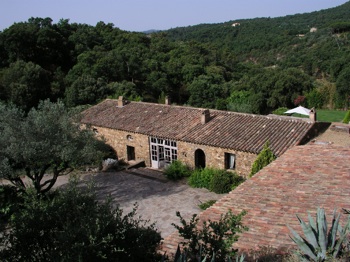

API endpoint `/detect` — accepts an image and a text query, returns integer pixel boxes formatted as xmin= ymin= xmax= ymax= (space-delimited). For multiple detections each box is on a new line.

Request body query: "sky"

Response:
xmin=1 ymin=0 xmax=349 ymax=32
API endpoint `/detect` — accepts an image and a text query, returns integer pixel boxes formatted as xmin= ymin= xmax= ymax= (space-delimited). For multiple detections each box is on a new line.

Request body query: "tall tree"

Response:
xmin=64 ymin=75 xmax=111 ymax=107
xmin=187 ymin=75 xmax=227 ymax=108
xmin=1 ymin=22 xmax=38 ymax=63
xmin=0 ymin=100 xmax=111 ymax=194
xmin=0 ymin=60 xmax=51 ymax=111
xmin=336 ymin=67 xmax=350 ymax=108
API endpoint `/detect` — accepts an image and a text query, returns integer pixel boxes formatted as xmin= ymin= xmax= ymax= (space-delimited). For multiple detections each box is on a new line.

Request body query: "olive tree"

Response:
xmin=0 ymin=100 xmax=111 ymax=194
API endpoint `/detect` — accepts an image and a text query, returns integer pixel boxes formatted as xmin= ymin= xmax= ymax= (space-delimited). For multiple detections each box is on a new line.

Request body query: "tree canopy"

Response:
xmin=0 ymin=100 xmax=113 ymax=194
xmin=1 ymin=2 xmax=350 ymax=113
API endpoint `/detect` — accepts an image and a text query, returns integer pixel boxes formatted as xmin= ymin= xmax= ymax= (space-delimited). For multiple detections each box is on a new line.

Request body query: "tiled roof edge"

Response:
xmin=121 ymin=100 xmax=317 ymax=124
xmin=297 ymin=121 xmax=332 ymax=145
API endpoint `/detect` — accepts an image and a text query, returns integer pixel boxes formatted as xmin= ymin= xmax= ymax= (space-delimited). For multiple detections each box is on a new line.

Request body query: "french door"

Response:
xmin=150 ymin=137 xmax=177 ymax=168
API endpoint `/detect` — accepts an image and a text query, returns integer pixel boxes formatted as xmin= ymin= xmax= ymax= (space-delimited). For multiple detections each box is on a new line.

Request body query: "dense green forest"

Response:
xmin=1 ymin=2 xmax=350 ymax=114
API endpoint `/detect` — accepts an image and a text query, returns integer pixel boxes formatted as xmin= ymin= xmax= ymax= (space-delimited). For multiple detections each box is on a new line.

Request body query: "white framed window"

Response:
xmin=165 ymin=148 xmax=171 ymax=162
xmin=171 ymin=148 xmax=178 ymax=161
xmin=151 ymin=145 xmax=158 ymax=161
xmin=150 ymin=137 xmax=178 ymax=164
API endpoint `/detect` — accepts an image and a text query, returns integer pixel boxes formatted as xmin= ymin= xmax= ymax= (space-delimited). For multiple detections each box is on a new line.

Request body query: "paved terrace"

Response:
xmin=162 ymin=144 xmax=350 ymax=255
xmin=81 ymin=168 xmax=222 ymax=238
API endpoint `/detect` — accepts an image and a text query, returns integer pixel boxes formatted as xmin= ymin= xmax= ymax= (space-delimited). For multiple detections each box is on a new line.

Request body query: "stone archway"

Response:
xmin=194 ymin=149 xmax=206 ymax=168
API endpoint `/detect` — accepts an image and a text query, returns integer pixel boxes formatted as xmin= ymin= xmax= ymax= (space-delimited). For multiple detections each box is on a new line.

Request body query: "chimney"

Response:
xmin=309 ymin=108 xmax=317 ymax=122
xmin=165 ymin=96 xmax=171 ymax=105
xmin=117 ymin=96 xmax=125 ymax=107
xmin=201 ymin=109 xmax=210 ymax=124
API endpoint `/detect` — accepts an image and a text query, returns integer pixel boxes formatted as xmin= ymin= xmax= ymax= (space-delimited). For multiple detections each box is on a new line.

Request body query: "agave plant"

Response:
xmin=288 ymin=207 xmax=350 ymax=261
xmin=234 ymin=254 xmax=245 ymax=262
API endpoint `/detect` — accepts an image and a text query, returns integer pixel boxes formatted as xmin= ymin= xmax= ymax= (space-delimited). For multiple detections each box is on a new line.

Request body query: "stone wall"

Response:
xmin=92 ymin=126 xmax=150 ymax=164
xmin=92 ymin=126 xmax=257 ymax=177
xmin=177 ymin=141 xmax=257 ymax=178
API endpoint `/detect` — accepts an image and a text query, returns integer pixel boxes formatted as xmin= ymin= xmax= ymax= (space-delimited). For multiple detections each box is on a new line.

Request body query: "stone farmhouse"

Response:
xmin=81 ymin=97 xmax=329 ymax=177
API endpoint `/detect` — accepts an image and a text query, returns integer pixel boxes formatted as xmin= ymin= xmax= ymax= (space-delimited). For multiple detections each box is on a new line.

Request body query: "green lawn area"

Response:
xmin=283 ymin=109 xmax=347 ymax=122
xmin=317 ymin=109 xmax=347 ymax=122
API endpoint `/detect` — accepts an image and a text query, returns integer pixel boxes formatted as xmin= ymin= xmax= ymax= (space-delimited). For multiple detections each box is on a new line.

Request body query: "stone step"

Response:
xmin=125 ymin=160 xmax=146 ymax=169
xmin=125 ymin=167 xmax=168 ymax=183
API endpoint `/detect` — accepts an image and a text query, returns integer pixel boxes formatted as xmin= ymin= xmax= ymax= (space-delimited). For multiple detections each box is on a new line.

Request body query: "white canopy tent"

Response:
xmin=284 ymin=106 xmax=311 ymax=116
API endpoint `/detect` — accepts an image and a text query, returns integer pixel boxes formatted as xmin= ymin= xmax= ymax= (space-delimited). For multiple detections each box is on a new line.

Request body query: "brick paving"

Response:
xmin=80 ymin=168 xmax=222 ymax=238
xmin=162 ymin=144 xmax=350 ymax=255
xmin=0 ymin=168 xmax=221 ymax=239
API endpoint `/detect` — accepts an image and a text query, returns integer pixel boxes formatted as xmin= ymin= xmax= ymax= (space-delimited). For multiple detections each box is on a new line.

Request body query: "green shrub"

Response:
xmin=231 ymin=174 xmax=246 ymax=190
xmin=164 ymin=160 xmax=191 ymax=180
xmin=342 ymin=110 xmax=350 ymax=124
xmin=210 ymin=170 xmax=242 ymax=194
xmin=210 ymin=170 xmax=245 ymax=194
xmin=172 ymin=210 xmax=248 ymax=261
xmin=250 ymin=141 xmax=276 ymax=177
xmin=306 ymin=89 xmax=326 ymax=109
xmin=0 ymin=180 xmax=162 ymax=262
xmin=272 ymin=107 xmax=289 ymax=115
xmin=188 ymin=167 xmax=216 ymax=188
xmin=189 ymin=168 xmax=245 ymax=194
xmin=198 ymin=200 xmax=217 ymax=210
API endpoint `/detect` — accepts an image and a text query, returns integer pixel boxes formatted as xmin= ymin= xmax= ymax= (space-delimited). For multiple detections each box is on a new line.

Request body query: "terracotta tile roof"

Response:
xmin=162 ymin=144 xmax=350 ymax=254
xmin=81 ymin=99 xmax=327 ymax=156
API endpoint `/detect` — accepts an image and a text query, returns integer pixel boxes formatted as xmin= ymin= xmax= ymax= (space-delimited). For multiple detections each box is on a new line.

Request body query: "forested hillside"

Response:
xmin=0 ymin=2 xmax=349 ymax=114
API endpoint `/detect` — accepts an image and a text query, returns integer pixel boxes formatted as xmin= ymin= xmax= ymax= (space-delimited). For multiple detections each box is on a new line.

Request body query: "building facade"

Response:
xmin=90 ymin=126 xmax=257 ymax=176
xmin=82 ymin=97 xmax=327 ymax=177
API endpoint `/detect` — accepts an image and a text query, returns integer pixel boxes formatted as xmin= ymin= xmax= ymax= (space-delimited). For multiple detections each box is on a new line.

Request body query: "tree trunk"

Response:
xmin=39 ymin=169 xmax=60 ymax=194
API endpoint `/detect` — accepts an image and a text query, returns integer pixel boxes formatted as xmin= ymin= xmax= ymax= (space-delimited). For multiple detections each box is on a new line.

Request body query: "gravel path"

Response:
xmin=78 ymin=169 xmax=222 ymax=238
xmin=310 ymin=122 xmax=350 ymax=146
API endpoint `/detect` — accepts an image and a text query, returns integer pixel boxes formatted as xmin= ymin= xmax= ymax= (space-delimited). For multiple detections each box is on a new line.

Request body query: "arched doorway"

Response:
xmin=195 ymin=149 xmax=206 ymax=168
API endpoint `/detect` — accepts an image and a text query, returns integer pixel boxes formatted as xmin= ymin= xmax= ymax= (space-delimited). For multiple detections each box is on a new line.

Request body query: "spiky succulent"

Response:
xmin=288 ymin=207 xmax=350 ymax=261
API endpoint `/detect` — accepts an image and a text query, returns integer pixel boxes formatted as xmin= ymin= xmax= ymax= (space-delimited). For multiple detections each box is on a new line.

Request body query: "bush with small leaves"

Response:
xmin=189 ymin=168 xmax=244 ymax=194
xmin=198 ymin=200 xmax=217 ymax=210
xmin=210 ymin=170 xmax=245 ymax=194
xmin=172 ymin=210 xmax=248 ymax=261
xmin=188 ymin=167 xmax=216 ymax=189
xmin=342 ymin=110 xmax=350 ymax=124
xmin=250 ymin=141 xmax=276 ymax=177
xmin=164 ymin=160 xmax=191 ymax=180
xmin=0 ymin=179 xmax=162 ymax=262
xmin=231 ymin=174 xmax=246 ymax=191
xmin=272 ymin=107 xmax=289 ymax=115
